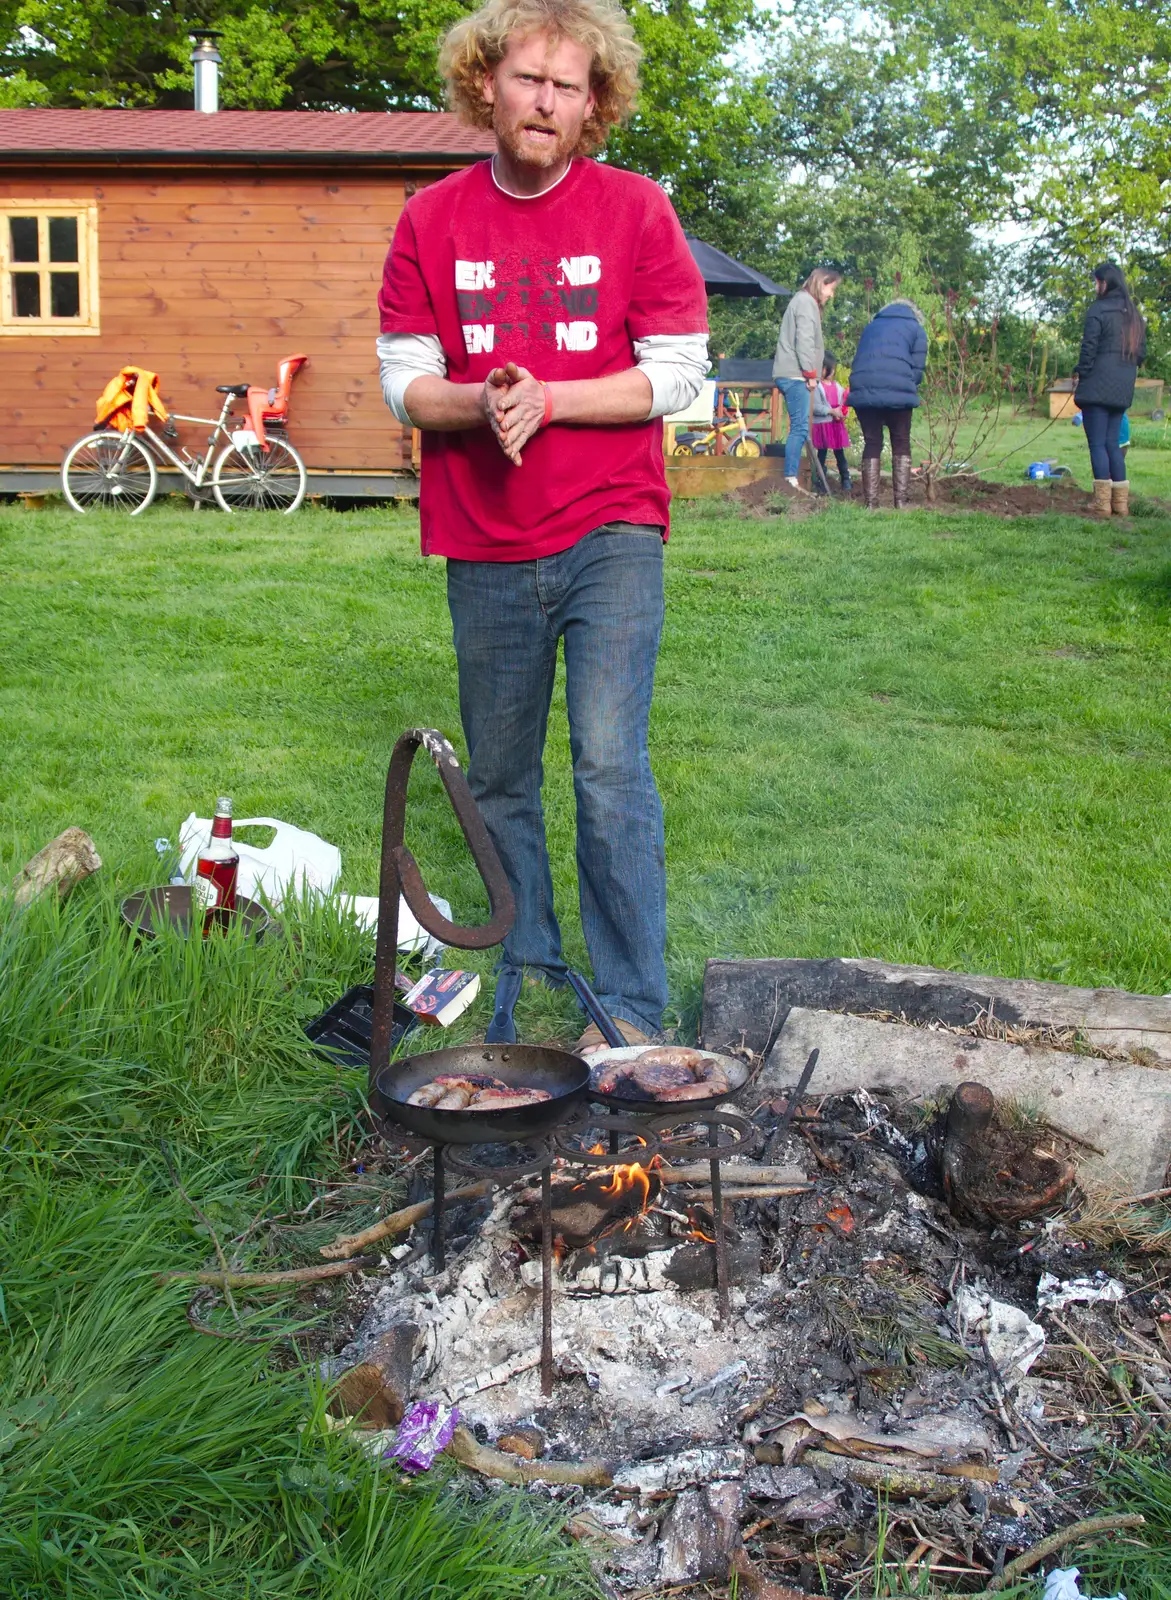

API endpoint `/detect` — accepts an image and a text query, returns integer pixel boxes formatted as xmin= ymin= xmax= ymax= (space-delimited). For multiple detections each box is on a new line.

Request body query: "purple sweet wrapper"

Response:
xmin=382 ymin=1400 xmax=460 ymax=1473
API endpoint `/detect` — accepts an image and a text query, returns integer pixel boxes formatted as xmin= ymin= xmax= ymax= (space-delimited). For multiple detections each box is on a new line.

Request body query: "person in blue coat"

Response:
xmin=1073 ymin=261 xmax=1146 ymax=517
xmin=849 ymin=299 xmax=928 ymax=509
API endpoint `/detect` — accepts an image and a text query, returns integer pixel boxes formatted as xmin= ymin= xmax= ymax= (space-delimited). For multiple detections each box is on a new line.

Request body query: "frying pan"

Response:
xmin=585 ymin=1044 xmax=750 ymax=1114
xmin=566 ymin=969 xmax=750 ymax=1114
xmin=373 ymin=1042 xmax=589 ymax=1145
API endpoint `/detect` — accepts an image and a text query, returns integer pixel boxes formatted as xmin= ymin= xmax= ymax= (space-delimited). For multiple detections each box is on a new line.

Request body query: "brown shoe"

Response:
xmin=574 ymin=1019 xmax=651 ymax=1056
xmin=1111 ymin=480 xmax=1130 ymax=517
xmin=892 ymin=456 xmax=912 ymax=510
xmin=1092 ymin=479 xmax=1113 ymax=517
xmin=861 ymin=458 xmax=881 ymax=509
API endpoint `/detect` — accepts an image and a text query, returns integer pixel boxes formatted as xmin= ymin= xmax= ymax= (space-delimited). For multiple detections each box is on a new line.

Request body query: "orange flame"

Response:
xmin=598 ymin=1162 xmax=653 ymax=1211
xmin=686 ymin=1205 xmax=716 ymax=1244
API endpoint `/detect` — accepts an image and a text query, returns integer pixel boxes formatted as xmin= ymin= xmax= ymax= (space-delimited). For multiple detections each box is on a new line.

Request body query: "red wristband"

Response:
xmin=540 ymin=382 xmax=553 ymax=428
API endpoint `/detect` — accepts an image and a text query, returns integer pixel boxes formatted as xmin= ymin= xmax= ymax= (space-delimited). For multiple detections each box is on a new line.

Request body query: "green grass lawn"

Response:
xmin=918 ymin=411 xmax=1171 ymax=498
xmin=2 ymin=482 xmax=1169 ymax=1597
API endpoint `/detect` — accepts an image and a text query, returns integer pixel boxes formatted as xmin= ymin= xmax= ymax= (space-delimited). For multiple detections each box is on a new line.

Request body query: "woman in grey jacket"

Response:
xmin=773 ymin=268 xmax=843 ymax=484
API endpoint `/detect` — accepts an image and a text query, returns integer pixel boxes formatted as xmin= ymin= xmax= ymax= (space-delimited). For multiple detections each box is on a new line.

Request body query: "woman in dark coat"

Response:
xmin=848 ymin=299 xmax=928 ymax=509
xmin=1074 ymin=261 xmax=1146 ymax=517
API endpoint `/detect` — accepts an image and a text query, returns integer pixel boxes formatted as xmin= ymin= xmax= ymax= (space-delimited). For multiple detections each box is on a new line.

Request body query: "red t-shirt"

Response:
xmin=378 ymin=158 xmax=707 ymax=561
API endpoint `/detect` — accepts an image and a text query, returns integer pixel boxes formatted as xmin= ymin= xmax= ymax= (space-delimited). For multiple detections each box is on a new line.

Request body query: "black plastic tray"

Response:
xmin=304 ymin=983 xmax=417 ymax=1069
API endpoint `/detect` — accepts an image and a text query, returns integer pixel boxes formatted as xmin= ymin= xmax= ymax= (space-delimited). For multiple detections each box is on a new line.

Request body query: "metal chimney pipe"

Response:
xmin=190 ymin=31 xmax=223 ymax=113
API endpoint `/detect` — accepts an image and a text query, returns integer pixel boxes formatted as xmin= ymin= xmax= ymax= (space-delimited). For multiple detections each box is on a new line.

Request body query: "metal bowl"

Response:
xmin=120 ymin=884 xmax=271 ymax=942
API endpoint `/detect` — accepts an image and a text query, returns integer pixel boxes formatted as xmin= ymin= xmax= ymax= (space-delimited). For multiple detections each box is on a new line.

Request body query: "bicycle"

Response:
xmin=671 ymin=389 xmax=762 ymax=459
xmin=61 ymin=357 xmax=308 ymax=515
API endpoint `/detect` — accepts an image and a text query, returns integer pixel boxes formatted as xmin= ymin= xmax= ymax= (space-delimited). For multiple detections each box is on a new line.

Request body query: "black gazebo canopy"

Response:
xmin=685 ymin=235 xmax=790 ymax=298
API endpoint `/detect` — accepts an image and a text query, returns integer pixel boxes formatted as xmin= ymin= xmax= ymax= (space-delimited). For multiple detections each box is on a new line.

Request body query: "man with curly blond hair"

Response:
xmin=377 ymin=0 xmax=708 ymax=1051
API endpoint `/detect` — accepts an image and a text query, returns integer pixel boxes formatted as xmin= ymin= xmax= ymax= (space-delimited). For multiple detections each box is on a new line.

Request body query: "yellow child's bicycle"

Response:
xmin=671 ymin=389 xmax=762 ymax=458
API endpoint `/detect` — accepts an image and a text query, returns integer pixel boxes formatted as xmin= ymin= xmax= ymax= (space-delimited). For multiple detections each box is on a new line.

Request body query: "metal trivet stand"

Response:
xmin=556 ymin=1105 xmax=753 ymax=1323
xmin=414 ymin=1103 xmax=752 ymax=1401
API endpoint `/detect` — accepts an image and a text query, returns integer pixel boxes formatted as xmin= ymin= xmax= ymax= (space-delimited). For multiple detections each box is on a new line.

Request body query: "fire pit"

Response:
xmin=319 ymin=732 xmax=1161 ymax=1591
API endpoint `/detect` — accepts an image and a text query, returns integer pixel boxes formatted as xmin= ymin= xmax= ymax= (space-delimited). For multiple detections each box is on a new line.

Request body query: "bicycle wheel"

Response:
xmin=672 ymin=442 xmax=695 ymax=456
xmin=61 ymin=431 xmax=157 ymax=514
xmin=212 ymin=436 xmax=307 ymax=514
xmin=731 ymin=436 xmax=762 ymax=458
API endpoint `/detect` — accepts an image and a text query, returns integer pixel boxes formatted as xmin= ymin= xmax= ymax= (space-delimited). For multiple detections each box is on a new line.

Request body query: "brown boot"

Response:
xmin=1111 ymin=481 xmax=1130 ymax=517
xmin=892 ymin=456 xmax=912 ymax=510
xmin=861 ymin=458 xmax=881 ymax=509
xmin=1092 ymin=479 xmax=1113 ymax=517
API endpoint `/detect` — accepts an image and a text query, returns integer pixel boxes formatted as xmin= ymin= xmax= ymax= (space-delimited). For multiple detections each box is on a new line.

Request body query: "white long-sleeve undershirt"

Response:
xmin=376 ymin=331 xmax=710 ymax=427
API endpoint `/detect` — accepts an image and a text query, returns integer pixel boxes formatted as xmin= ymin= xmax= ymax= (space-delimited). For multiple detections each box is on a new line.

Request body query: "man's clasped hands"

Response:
xmin=480 ymin=361 xmax=549 ymax=467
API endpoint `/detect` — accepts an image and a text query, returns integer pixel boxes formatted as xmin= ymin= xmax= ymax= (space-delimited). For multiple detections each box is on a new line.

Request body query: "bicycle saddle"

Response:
xmin=216 ymin=383 xmax=250 ymax=396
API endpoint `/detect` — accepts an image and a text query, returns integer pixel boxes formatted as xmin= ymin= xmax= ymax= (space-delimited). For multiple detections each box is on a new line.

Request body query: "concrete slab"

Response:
xmin=703 ymin=957 xmax=1171 ymax=1065
xmin=764 ymin=1006 xmax=1171 ymax=1195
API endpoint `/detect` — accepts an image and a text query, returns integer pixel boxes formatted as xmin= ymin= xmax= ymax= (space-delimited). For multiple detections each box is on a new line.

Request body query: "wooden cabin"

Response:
xmin=0 ymin=109 xmax=493 ymax=496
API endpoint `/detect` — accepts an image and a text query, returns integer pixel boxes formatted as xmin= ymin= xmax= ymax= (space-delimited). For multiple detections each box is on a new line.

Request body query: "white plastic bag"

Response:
xmin=179 ymin=813 xmax=341 ymax=907
xmin=176 ymin=813 xmax=448 ymax=956
xmin=336 ymin=892 xmax=450 ymax=960
xmin=1042 ymin=1567 xmax=1125 ymax=1600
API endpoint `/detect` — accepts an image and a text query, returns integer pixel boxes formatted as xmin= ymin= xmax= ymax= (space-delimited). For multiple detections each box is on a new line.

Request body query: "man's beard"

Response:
xmin=493 ymin=103 xmax=582 ymax=170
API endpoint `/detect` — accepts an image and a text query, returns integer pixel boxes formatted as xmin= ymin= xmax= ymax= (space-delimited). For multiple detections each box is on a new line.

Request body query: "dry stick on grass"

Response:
xmin=1052 ymin=1314 xmax=1145 ymax=1421
xmin=320 ymin=1180 xmax=494 ymax=1259
xmin=161 ymin=1140 xmax=241 ymax=1322
xmin=979 ymin=1333 xmax=1021 ymax=1451
xmin=158 ymin=1254 xmax=379 ymax=1288
xmin=1121 ymin=1185 xmax=1171 ymax=1205
xmin=968 ymin=1514 xmax=1146 ymax=1597
xmin=446 ymin=1424 xmax=612 ymax=1487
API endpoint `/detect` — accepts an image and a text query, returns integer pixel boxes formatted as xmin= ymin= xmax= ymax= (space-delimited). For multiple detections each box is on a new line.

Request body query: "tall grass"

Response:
xmin=0 ymin=885 xmax=596 ymax=1598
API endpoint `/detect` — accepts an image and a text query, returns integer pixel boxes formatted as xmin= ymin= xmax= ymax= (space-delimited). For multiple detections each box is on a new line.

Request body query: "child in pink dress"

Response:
xmin=811 ymin=353 xmax=852 ymax=493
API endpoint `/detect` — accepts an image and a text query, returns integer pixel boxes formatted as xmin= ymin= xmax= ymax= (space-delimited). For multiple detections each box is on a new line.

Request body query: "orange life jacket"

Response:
xmin=95 ymin=367 xmax=169 ymax=433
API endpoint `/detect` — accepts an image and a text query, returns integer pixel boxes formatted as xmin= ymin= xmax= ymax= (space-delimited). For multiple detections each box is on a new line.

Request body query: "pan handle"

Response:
xmin=371 ymin=728 xmax=515 ymax=1089
xmin=567 ymin=969 xmax=627 ymax=1051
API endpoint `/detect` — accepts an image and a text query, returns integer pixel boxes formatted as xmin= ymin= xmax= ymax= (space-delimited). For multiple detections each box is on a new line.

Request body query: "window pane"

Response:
xmin=10 ymin=217 xmax=38 ymax=262
xmin=13 ymin=272 xmax=41 ymax=316
xmin=49 ymin=216 xmax=79 ymax=262
xmin=51 ymin=271 xmax=81 ymax=317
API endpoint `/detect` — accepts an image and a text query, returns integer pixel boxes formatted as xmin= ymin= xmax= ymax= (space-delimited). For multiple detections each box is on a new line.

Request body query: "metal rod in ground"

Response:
xmin=778 ymin=1048 xmax=820 ymax=1134
xmin=540 ymin=1163 xmax=554 ymax=1397
xmin=432 ymin=1144 xmax=446 ymax=1272
xmin=708 ymin=1121 xmax=731 ymax=1322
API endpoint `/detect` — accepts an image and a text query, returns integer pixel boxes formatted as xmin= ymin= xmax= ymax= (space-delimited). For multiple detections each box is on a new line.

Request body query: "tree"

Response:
xmin=0 ymin=0 xmax=473 ymax=109
xmin=0 ymin=0 xmax=774 ymax=170
xmin=859 ymin=0 xmax=1171 ymax=368
xmin=698 ymin=24 xmax=1001 ymax=363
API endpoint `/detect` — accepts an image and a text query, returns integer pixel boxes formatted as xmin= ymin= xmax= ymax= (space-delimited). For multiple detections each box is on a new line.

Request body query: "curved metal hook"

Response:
xmin=370 ymin=728 xmax=515 ymax=1091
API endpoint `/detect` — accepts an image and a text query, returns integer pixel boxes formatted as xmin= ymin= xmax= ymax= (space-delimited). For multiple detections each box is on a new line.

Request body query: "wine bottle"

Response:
xmin=194 ymin=796 xmax=240 ymax=934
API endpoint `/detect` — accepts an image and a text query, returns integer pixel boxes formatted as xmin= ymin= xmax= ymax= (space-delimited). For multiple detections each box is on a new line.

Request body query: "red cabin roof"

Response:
xmin=0 ymin=109 xmax=495 ymax=163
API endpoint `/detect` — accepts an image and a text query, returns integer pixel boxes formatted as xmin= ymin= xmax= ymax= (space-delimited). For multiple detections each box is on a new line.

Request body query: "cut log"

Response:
xmin=10 ymin=828 xmax=101 ymax=906
xmin=327 ymin=1322 xmax=417 ymax=1429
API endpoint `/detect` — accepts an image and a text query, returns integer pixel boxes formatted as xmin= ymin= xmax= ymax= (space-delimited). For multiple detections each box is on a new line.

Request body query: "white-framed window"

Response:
xmin=0 ymin=203 xmax=100 ymax=335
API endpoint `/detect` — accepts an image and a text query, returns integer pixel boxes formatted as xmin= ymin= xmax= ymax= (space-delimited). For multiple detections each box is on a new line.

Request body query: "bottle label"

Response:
xmin=192 ymin=875 xmax=219 ymax=911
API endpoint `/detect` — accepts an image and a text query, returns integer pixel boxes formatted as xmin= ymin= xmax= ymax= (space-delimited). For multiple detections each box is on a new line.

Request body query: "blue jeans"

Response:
xmin=775 ymin=377 xmax=812 ymax=477
xmin=446 ymin=523 xmax=668 ymax=1035
xmin=1081 ymin=403 xmax=1127 ymax=481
